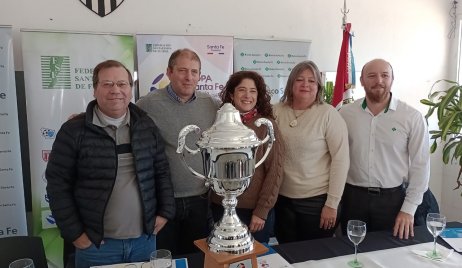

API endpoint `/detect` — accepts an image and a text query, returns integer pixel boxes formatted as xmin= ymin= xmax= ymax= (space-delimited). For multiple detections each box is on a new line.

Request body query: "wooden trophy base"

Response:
xmin=194 ymin=239 xmax=268 ymax=268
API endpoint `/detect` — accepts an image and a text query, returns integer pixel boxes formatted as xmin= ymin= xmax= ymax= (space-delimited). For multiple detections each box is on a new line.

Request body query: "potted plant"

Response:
xmin=420 ymin=79 xmax=462 ymax=194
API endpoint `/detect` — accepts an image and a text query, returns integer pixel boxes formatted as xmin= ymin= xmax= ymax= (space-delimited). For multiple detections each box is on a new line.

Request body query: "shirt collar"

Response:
xmin=93 ymin=106 xmax=130 ymax=128
xmin=361 ymin=92 xmax=395 ymax=113
xmin=166 ymin=84 xmax=197 ymax=103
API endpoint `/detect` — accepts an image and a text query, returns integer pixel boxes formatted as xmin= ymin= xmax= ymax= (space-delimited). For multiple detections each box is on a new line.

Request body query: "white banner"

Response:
xmin=233 ymin=39 xmax=311 ymax=103
xmin=0 ymin=26 xmax=28 ymax=237
xmin=136 ymin=34 xmax=233 ymax=99
xmin=22 ymin=30 xmax=135 ymax=268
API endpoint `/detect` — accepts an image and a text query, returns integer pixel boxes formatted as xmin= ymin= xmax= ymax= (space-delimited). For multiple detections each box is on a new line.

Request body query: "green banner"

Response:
xmin=21 ymin=30 xmax=134 ymax=268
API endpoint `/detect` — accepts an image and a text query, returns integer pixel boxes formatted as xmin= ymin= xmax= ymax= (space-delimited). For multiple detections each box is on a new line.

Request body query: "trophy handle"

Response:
xmin=176 ymin=125 xmax=207 ymax=181
xmin=254 ymin=118 xmax=275 ymax=168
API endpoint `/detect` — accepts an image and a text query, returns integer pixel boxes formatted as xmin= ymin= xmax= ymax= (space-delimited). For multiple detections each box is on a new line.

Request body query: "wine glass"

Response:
xmin=150 ymin=249 xmax=172 ymax=268
xmin=347 ymin=220 xmax=367 ymax=268
xmin=9 ymin=258 xmax=34 ymax=268
xmin=426 ymin=213 xmax=446 ymax=259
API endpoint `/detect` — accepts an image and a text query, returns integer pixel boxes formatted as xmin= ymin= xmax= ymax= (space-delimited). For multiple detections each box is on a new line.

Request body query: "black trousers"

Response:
xmin=211 ymin=203 xmax=275 ymax=243
xmin=156 ymin=195 xmax=210 ymax=255
xmin=340 ymin=183 xmax=405 ymax=234
xmin=274 ymin=194 xmax=338 ymax=244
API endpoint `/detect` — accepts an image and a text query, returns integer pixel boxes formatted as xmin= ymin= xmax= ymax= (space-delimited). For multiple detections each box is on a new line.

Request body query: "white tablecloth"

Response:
xmin=292 ymin=242 xmax=462 ymax=268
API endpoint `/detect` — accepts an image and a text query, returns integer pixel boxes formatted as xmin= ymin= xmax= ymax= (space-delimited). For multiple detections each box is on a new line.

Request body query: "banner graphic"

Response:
xmin=233 ymin=39 xmax=311 ymax=103
xmin=0 ymin=26 xmax=28 ymax=238
xmin=22 ymin=30 xmax=134 ymax=268
xmin=136 ymin=34 xmax=233 ymax=100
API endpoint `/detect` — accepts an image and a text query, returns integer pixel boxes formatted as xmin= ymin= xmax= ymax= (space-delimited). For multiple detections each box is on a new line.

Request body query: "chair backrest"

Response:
xmin=0 ymin=236 xmax=48 ymax=268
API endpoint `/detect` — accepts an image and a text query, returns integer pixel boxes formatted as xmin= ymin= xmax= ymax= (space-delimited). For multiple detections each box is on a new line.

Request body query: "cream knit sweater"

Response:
xmin=273 ymin=103 xmax=349 ymax=209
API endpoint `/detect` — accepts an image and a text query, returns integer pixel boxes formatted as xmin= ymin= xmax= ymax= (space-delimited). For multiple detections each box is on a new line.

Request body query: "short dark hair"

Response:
xmin=167 ymin=48 xmax=201 ymax=71
xmin=220 ymin=71 xmax=274 ymax=119
xmin=92 ymin=60 xmax=133 ymax=88
xmin=280 ymin=60 xmax=324 ymax=105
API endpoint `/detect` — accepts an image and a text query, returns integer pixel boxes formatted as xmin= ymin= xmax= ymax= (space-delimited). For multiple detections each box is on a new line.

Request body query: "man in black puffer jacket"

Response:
xmin=46 ymin=60 xmax=175 ymax=268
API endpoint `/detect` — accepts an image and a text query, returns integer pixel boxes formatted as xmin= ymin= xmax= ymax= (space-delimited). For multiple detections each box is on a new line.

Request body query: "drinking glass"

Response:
xmin=347 ymin=220 xmax=367 ymax=268
xmin=9 ymin=258 xmax=34 ymax=268
xmin=150 ymin=249 xmax=172 ymax=268
xmin=426 ymin=213 xmax=446 ymax=259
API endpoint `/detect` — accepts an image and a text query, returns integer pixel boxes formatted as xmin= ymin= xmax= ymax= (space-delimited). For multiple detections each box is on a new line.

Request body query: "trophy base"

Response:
xmin=207 ymin=220 xmax=254 ymax=254
xmin=194 ymin=239 xmax=268 ymax=268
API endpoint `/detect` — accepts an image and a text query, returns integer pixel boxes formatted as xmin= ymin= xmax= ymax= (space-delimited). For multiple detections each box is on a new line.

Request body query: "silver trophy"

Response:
xmin=177 ymin=103 xmax=275 ymax=254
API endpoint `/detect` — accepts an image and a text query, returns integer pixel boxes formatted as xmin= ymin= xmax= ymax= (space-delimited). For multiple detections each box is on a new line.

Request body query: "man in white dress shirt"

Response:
xmin=339 ymin=58 xmax=430 ymax=239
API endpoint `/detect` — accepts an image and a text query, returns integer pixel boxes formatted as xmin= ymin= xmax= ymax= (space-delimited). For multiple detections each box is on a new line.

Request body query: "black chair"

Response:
xmin=0 ymin=236 xmax=48 ymax=268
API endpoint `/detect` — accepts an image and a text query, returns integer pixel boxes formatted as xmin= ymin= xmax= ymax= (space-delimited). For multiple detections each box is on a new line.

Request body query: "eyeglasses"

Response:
xmin=98 ymin=80 xmax=131 ymax=89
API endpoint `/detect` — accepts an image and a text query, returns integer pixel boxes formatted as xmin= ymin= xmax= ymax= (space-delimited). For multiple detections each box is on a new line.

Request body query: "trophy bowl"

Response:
xmin=177 ymin=103 xmax=274 ymax=254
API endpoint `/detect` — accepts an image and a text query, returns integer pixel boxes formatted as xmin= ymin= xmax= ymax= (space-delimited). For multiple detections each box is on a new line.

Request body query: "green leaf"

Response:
xmin=420 ymin=99 xmax=436 ymax=106
xmin=430 ymin=140 xmax=437 ymax=153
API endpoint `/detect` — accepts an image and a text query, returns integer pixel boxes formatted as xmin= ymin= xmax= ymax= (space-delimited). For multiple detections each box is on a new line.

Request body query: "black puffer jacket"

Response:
xmin=46 ymin=100 xmax=175 ymax=246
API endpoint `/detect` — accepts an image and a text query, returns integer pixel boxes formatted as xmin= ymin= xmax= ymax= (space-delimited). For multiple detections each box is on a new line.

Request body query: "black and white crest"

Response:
xmin=79 ymin=0 xmax=125 ymax=17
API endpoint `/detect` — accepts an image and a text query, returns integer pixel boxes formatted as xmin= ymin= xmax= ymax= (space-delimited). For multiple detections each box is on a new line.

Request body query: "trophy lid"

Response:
xmin=197 ymin=103 xmax=261 ymax=149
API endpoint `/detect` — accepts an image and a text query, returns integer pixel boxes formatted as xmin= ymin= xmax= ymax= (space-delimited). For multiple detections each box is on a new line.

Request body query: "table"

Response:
xmin=179 ymin=222 xmax=461 ymax=267
xmin=272 ymin=222 xmax=462 ymax=264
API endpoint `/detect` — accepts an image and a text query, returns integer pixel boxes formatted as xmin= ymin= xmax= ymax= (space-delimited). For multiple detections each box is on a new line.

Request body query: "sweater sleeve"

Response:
xmin=152 ymin=126 xmax=176 ymax=221
xmin=324 ymin=108 xmax=350 ymax=209
xmin=253 ymin=119 xmax=285 ymax=220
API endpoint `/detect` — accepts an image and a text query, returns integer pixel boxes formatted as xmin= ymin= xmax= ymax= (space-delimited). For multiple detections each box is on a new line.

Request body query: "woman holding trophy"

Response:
xmin=273 ymin=61 xmax=349 ymax=243
xmin=210 ymin=71 xmax=285 ymax=243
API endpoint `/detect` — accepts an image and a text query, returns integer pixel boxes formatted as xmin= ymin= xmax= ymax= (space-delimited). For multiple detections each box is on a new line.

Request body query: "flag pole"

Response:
xmin=341 ymin=0 xmax=349 ymax=30
xmin=332 ymin=0 xmax=355 ymax=109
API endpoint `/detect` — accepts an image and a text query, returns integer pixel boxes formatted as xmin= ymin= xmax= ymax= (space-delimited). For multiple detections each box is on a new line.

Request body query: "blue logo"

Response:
xmin=46 ymin=214 xmax=56 ymax=224
xmin=41 ymin=128 xmax=56 ymax=139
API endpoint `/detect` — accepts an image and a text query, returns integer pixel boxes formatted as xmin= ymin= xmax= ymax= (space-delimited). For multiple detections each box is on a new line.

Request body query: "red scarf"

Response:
xmin=240 ymin=108 xmax=258 ymax=124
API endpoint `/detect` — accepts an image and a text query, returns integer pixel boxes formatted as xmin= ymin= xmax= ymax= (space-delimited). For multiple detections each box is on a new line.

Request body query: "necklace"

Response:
xmin=289 ymin=107 xmax=308 ymax=127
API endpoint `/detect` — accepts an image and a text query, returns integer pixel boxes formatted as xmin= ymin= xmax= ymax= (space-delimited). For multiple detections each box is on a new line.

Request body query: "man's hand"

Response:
xmin=154 ymin=216 xmax=168 ymax=235
xmin=393 ymin=211 xmax=414 ymax=239
xmin=320 ymin=206 xmax=337 ymax=230
xmin=248 ymin=215 xmax=265 ymax=233
xmin=73 ymin=233 xmax=92 ymax=249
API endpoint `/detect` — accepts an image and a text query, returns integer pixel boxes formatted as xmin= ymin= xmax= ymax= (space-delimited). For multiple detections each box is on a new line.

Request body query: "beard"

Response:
xmin=365 ymin=86 xmax=390 ymax=103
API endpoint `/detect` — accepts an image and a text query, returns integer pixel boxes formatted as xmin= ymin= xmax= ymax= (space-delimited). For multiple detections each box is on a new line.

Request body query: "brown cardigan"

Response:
xmin=210 ymin=115 xmax=285 ymax=220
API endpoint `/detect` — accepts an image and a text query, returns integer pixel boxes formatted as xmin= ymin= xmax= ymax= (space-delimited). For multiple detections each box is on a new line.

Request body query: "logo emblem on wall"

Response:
xmin=41 ymin=128 xmax=56 ymax=139
xmin=42 ymin=150 xmax=51 ymax=162
xmin=41 ymin=56 xmax=71 ymax=89
xmin=41 ymin=211 xmax=57 ymax=229
xmin=79 ymin=0 xmax=126 ymax=17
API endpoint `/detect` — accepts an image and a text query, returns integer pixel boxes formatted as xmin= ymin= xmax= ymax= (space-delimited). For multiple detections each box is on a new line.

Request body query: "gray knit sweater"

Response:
xmin=137 ymin=87 xmax=218 ymax=197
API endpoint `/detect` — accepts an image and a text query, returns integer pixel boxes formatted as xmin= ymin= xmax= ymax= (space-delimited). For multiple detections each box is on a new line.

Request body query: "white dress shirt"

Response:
xmin=339 ymin=96 xmax=430 ymax=215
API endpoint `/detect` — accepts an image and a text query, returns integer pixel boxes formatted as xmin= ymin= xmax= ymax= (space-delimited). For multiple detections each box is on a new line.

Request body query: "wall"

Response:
xmin=1 ymin=0 xmax=459 ymax=220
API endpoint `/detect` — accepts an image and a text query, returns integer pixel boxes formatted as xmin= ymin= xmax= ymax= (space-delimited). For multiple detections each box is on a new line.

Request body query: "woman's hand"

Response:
xmin=249 ymin=215 xmax=265 ymax=233
xmin=320 ymin=206 xmax=337 ymax=230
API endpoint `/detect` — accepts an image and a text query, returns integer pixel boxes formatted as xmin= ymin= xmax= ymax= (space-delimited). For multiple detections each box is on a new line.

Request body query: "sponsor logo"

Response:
xmin=287 ymin=53 xmax=307 ymax=58
xmin=41 ymin=128 xmax=56 ymax=139
xmin=41 ymin=56 xmax=71 ymax=89
xmin=264 ymin=53 xmax=284 ymax=58
xmin=145 ymin=43 xmax=172 ymax=53
xmin=252 ymin=60 xmax=273 ymax=64
xmin=239 ymin=52 xmax=261 ymax=57
xmin=206 ymin=44 xmax=225 ymax=55
xmin=79 ymin=0 xmax=125 ymax=17
xmin=41 ymin=211 xmax=56 ymax=229
xmin=265 ymin=67 xmax=284 ymax=71
xmin=42 ymin=150 xmax=51 ymax=162
xmin=150 ymin=73 xmax=168 ymax=92
xmin=240 ymin=67 xmax=262 ymax=71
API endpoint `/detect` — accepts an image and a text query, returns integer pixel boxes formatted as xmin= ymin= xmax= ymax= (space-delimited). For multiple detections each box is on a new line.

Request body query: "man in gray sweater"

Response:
xmin=137 ymin=48 xmax=218 ymax=254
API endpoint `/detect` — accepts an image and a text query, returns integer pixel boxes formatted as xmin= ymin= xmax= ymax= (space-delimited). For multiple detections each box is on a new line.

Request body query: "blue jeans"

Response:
xmin=75 ymin=234 xmax=155 ymax=268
